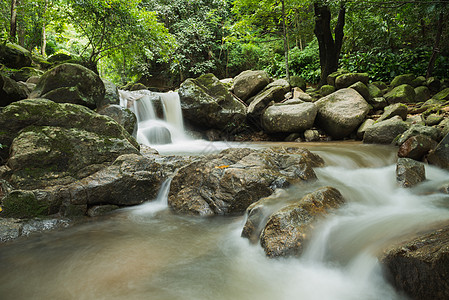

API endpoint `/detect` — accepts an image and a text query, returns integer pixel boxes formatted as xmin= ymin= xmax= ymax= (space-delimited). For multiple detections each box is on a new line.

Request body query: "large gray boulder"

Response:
xmin=381 ymin=223 xmax=449 ymax=300
xmin=29 ymin=63 xmax=105 ymax=109
xmin=0 ymin=74 xmax=27 ymax=107
xmin=232 ymin=70 xmax=270 ymax=101
xmin=261 ymin=102 xmax=317 ymax=133
xmin=428 ymin=132 xmax=449 ymax=170
xmin=168 ymin=147 xmax=324 ymax=216
xmin=384 ymin=84 xmax=416 ymax=104
xmin=315 ymin=88 xmax=370 ymax=139
xmin=0 ymin=43 xmax=32 ymax=69
xmin=363 ymin=116 xmax=410 ymax=144
xmin=0 ymin=99 xmax=139 ymax=187
xmin=178 ymin=73 xmax=246 ymax=129
xmin=260 ymin=187 xmax=345 ymax=258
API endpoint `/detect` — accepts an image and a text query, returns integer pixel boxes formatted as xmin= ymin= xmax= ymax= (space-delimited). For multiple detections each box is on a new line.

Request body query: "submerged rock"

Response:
xmin=381 ymin=223 xmax=449 ymax=300
xmin=398 ymin=135 xmax=437 ymax=161
xmin=260 ymin=187 xmax=345 ymax=258
xmin=168 ymin=147 xmax=324 ymax=216
xmin=315 ymin=88 xmax=370 ymax=139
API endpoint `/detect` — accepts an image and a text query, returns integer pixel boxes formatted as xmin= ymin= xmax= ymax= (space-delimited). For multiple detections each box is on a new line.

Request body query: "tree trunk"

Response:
xmin=426 ymin=9 xmax=446 ymax=78
xmin=41 ymin=0 xmax=48 ymax=56
xmin=314 ymin=2 xmax=346 ymax=87
xmin=281 ymin=0 xmax=290 ymax=81
xmin=9 ymin=0 xmax=18 ymax=42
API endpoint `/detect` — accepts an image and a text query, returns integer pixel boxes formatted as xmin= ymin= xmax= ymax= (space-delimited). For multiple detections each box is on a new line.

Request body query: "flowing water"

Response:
xmin=1 ymin=143 xmax=449 ymax=300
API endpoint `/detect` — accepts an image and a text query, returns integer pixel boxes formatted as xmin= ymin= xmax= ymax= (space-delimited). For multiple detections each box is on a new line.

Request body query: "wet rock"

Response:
xmin=390 ymin=74 xmax=415 ymax=89
xmin=232 ymin=70 xmax=270 ymax=101
xmin=398 ymin=135 xmax=437 ymax=161
xmin=0 ymin=43 xmax=32 ymax=69
xmin=0 ymin=74 xmax=27 ymax=107
xmin=87 ymin=205 xmax=120 ymax=217
xmin=381 ymin=223 xmax=449 ymax=300
xmin=377 ymin=103 xmax=408 ymax=122
xmin=261 ymin=102 xmax=317 ymax=133
xmin=315 ymin=88 xmax=370 ymax=139
xmin=335 ymin=73 xmax=369 ymax=89
xmin=168 ymin=147 xmax=323 ymax=216
xmin=141 ymin=126 xmax=172 ymax=145
xmin=241 ymin=189 xmax=289 ymax=244
xmin=97 ymin=104 xmax=137 ymax=136
xmin=363 ymin=116 xmax=410 ymax=144
xmin=98 ymin=80 xmax=120 ymax=108
xmin=396 ymin=124 xmax=441 ymax=146
xmin=178 ymin=73 xmax=246 ymax=129
xmin=384 ymin=84 xmax=416 ymax=104
xmin=396 ymin=158 xmax=426 ymax=188
xmin=29 ymin=63 xmax=105 ymax=109
xmin=0 ymin=218 xmax=22 ymax=242
xmin=260 ymin=187 xmax=345 ymax=258
xmin=428 ymin=132 xmax=449 ymax=170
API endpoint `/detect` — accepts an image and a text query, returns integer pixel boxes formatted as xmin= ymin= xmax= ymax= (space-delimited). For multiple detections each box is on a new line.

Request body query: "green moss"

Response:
xmin=1 ymin=190 xmax=49 ymax=218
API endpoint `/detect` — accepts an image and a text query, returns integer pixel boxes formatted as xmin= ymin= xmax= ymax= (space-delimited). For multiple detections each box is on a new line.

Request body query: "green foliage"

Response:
xmin=340 ymin=47 xmax=449 ymax=82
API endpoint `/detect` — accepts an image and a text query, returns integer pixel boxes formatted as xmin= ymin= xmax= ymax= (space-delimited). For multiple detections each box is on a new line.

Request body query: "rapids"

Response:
xmin=1 ymin=143 xmax=449 ymax=300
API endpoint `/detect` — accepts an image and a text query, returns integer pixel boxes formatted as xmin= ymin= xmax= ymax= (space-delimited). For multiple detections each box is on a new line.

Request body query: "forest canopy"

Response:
xmin=1 ymin=0 xmax=448 ymax=87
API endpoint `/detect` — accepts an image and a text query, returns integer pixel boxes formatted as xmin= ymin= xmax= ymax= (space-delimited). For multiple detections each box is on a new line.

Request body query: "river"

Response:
xmin=1 ymin=142 xmax=449 ymax=300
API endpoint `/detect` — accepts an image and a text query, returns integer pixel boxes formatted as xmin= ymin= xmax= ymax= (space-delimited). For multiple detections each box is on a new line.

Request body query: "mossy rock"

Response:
xmin=335 ymin=73 xmax=369 ymax=89
xmin=368 ymin=83 xmax=383 ymax=98
xmin=1 ymin=190 xmax=50 ymax=218
xmin=414 ymin=86 xmax=431 ymax=102
xmin=0 ymin=43 xmax=32 ymax=69
xmin=384 ymin=84 xmax=416 ymax=104
xmin=432 ymin=88 xmax=449 ymax=101
xmin=426 ymin=77 xmax=441 ymax=93
xmin=47 ymin=52 xmax=73 ymax=63
xmin=289 ymin=76 xmax=306 ymax=91
xmin=350 ymin=81 xmax=370 ymax=101
xmin=0 ymin=74 xmax=27 ymax=107
xmin=327 ymin=69 xmax=348 ymax=87
xmin=319 ymin=85 xmax=335 ymax=97
xmin=10 ymin=67 xmax=44 ymax=82
xmin=29 ymin=63 xmax=105 ymax=109
xmin=390 ymin=74 xmax=415 ymax=89
xmin=411 ymin=76 xmax=426 ymax=88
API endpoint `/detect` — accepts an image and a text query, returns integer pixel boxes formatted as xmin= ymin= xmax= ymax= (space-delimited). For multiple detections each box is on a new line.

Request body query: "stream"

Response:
xmin=1 ymin=142 xmax=449 ymax=300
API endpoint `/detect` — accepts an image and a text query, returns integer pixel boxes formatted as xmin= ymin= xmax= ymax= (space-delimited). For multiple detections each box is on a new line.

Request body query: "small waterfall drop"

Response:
xmin=119 ymin=90 xmax=189 ymax=146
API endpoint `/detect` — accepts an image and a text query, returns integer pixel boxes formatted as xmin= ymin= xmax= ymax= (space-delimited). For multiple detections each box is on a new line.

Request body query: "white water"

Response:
xmin=1 ymin=144 xmax=449 ymax=299
xmin=119 ymin=89 xmax=233 ymax=155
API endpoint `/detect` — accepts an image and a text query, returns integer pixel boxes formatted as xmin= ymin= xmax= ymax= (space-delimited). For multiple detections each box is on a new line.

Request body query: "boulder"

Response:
xmin=232 ymin=70 xmax=270 ymax=101
xmin=264 ymin=79 xmax=290 ymax=94
xmin=289 ymin=76 xmax=306 ymax=91
xmin=260 ymin=187 xmax=345 ymax=258
xmin=425 ymin=114 xmax=444 ymax=126
xmin=411 ymin=76 xmax=426 ymax=88
xmin=29 ymin=63 xmax=105 ymax=109
xmin=384 ymin=84 xmax=416 ymax=104
xmin=140 ymin=126 xmax=172 ymax=145
xmin=168 ymin=147 xmax=324 ymax=216
xmin=0 ymin=43 xmax=32 ymax=69
xmin=304 ymin=129 xmax=321 ymax=142
xmin=415 ymin=86 xmax=431 ymax=103
xmin=398 ymin=135 xmax=437 ymax=161
xmin=426 ymin=77 xmax=441 ymax=93
xmin=0 ymin=74 xmax=27 ymax=107
xmin=335 ymin=73 xmax=369 ymax=89
xmin=363 ymin=116 xmax=410 ymax=144
xmin=47 ymin=52 xmax=73 ymax=63
xmin=327 ymin=70 xmax=348 ymax=87
xmin=396 ymin=124 xmax=441 ymax=146
xmin=178 ymin=73 xmax=246 ymax=129
xmin=315 ymin=88 xmax=370 ymax=139
xmin=261 ymin=102 xmax=317 ymax=133
xmin=390 ymin=74 xmax=415 ymax=89
xmin=396 ymin=158 xmax=426 ymax=188
xmin=368 ymin=83 xmax=383 ymax=99
xmin=10 ymin=67 xmax=44 ymax=82
xmin=377 ymin=103 xmax=408 ymax=122
xmin=0 ymin=99 xmax=139 ymax=172
xmin=319 ymin=85 xmax=336 ymax=97
xmin=247 ymin=85 xmax=286 ymax=117
xmin=369 ymin=97 xmax=388 ymax=110
xmin=350 ymin=81 xmax=371 ymax=101
xmin=293 ymin=88 xmax=313 ymax=102
xmin=372 ymin=81 xmax=388 ymax=92
xmin=97 ymin=104 xmax=137 ymax=136
xmin=381 ymin=223 xmax=449 ymax=300
xmin=432 ymin=88 xmax=449 ymax=102
xmin=98 ymin=80 xmax=120 ymax=108
xmin=357 ymin=119 xmax=375 ymax=140
xmin=428 ymin=132 xmax=449 ymax=170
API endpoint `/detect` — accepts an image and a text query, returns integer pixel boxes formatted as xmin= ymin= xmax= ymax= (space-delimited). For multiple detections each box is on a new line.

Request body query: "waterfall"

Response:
xmin=119 ymin=89 xmax=189 ymax=146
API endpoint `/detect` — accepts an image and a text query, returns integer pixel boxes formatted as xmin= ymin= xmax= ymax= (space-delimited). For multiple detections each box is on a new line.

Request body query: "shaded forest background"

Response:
xmin=1 ymin=0 xmax=449 ymax=88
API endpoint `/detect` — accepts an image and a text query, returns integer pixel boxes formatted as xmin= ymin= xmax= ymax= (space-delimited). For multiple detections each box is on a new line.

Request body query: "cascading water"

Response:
xmin=1 ymin=144 xmax=449 ymax=300
xmin=119 ymin=89 xmax=232 ymax=154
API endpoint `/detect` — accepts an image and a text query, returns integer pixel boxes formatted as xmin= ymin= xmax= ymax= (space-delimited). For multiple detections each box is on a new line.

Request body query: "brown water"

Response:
xmin=1 ymin=142 xmax=449 ymax=300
